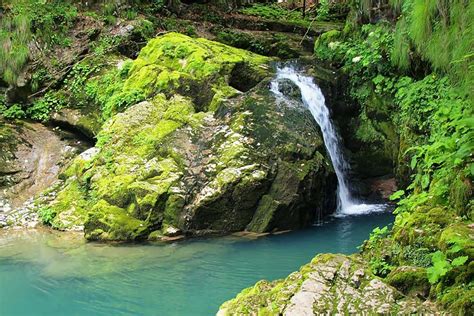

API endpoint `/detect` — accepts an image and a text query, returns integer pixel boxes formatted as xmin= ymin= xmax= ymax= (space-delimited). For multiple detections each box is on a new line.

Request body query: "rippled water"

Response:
xmin=0 ymin=212 xmax=393 ymax=315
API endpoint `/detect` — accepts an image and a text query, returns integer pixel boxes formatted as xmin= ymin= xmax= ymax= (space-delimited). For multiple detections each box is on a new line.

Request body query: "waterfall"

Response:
xmin=271 ymin=65 xmax=386 ymax=216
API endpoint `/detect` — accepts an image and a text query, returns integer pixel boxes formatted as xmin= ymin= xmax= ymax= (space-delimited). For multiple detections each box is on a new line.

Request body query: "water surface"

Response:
xmin=0 ymin=212 xmax=393 ymax=316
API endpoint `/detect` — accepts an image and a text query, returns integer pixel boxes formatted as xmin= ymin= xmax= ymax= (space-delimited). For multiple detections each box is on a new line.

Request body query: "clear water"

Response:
xmin=271 ymin=66 xmax=387 ymax=216
xmin=0 ymin=213 xmax=393 ymax=316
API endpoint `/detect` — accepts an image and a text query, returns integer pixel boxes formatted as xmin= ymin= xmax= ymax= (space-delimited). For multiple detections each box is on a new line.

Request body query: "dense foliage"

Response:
xmin=0 ymin=0 xmax=78 ymax=84
xmin=315 ymin=2 xmax=473 ymax=311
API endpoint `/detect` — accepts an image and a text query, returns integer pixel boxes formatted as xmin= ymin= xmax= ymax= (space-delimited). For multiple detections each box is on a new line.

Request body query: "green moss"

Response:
xmin=246 ymin=195 xmax=278 ymax=233
xmin=386 ymin=266 xmax=430 ymax=297
xmin=121 ymin=32 xmax=270 ymax=111
xmin=163 ymin=194 xmax=186 ymax=226
xmin=84 ymin=199 xmax=148 ymax=241
xmin=438 ymin=285 xmax=474 ymax=314
xmin=392 ymin=206 xmax=457 ymax=247
xmin=246 ymin=155 xmax=325 ymax=233
xmin=47 ymin=94 xmax=192 ymax=240
xmin=438 ymin=223 xmax=474 ymax=259
xmin=94 ymin=174 xmax=136 ymax=207
xmin=449 ymin=175 xmax=472 ymax=217
xmin=147 ymin=229 xmax=164 ymax=241
xmin=314 ymin=29 xmax=342 ymax=53
xmin=49 ymin=181 xmax=92 ymax=230
xmin=209 ymin=84 xmax=240 ymax=112
xmin=64 ymin=32 xmax=271 ymax=121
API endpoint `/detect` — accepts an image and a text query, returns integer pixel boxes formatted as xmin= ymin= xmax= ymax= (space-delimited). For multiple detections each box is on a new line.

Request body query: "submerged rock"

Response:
xmin=40 ymin=33 xmax=336 ymax=241
xmin=218 ymin=254 xmax=440 ymax=315
xmin=275 ymin=78 xmax=302 ymax=100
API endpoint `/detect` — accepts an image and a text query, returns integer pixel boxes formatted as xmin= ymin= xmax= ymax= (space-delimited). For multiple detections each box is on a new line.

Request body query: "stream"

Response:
xmin=0 ymin=213 xmax=393 ymax=315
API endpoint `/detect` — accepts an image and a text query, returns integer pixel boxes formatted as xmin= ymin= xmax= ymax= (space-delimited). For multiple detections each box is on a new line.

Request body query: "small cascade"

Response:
xmin=271 ymin=65 xmax=386 ymax=216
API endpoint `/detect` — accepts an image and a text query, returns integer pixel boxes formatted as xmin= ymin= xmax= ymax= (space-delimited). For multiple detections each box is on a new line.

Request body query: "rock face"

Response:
xmin=0 ymin=119 xmax=89 ymax=226
xmin=0 ymin=121 xmax=86 ymax=206
xmin=40 ymin=33 xmax=337 ymax=240
xmin=218 ymin=254 xmax=440 ymax=315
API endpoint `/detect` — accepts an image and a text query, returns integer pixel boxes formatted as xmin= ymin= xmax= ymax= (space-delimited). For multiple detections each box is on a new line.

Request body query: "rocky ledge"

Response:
xmin=218 ymin=254 xmax=440 ymax=315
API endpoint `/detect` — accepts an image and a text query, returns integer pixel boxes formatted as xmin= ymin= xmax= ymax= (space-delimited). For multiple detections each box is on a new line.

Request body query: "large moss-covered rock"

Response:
xmin=218 ymin=254 xmax=440 ymax=315
xmin=121 ymin=32 xmax=269 ymax=112
xmin=42 ymin=33 xmax=336 ymax=240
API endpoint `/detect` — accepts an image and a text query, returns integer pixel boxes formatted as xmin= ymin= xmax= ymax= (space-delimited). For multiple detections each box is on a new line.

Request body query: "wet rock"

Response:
xmin=51 ymin=107 xmax=102 ymax=139
xmin=0 ymin=118 xmax=89 ymax=230
xmin=275 ymin=78 xmax=301 ymax=100
xmin=218 ymin=254 xmax=441 ymax=315
xmin=0 ymin=120 xmax=87 ymax=208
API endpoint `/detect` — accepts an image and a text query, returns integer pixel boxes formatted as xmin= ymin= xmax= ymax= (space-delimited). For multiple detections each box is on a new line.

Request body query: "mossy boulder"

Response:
xmin=218 ymin=254 xmax=440 ymax=315
xmin=42 ymin=33 xmax=336 ymax=241
xmin=386 ymin=266 xmax=430 ymax=298
xmin=122 ymin=32 xmax=270 ymax=111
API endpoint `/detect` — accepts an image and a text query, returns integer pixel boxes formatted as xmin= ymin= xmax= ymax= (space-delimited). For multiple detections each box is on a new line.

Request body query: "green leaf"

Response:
xmin=421 ymin=174 xmax=430 ymax=189
xmin=447 ymin=244 xmax=463 ymax=254
xmin=451 ymin=256 xmax=468 ymax=267
xmin=410 ymin=155 xmax=418 ymax=170
xmin=389 ymin=190 xmax=405 ymax=201
xmin=427 ymin=251 xmax=451 ymax=284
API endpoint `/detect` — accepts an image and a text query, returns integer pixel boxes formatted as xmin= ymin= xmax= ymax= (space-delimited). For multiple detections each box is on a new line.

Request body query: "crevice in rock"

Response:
xmin=229 ymin=61 xmax=267 ymax=92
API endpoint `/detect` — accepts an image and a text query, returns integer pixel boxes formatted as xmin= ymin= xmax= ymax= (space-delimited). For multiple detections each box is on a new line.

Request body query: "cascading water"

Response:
xmin=271 ymin=65 xmax=386 ymax=216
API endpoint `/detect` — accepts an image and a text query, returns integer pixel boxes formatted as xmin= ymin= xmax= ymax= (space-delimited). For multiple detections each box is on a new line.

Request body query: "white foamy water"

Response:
xmin=271 ymin=65 xmax=387 ymax=216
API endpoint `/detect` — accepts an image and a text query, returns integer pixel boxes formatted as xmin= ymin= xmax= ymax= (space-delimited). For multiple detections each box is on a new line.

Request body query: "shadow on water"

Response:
xmin=0 ymin=211 xmax=394 ymax=316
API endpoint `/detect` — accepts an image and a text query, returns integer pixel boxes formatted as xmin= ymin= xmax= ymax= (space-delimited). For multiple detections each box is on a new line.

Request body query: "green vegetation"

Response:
xmin=38 ymin=207 xmax=57 ymax=225
xmin=240 ymin=2 xmax=348 ymax=24
xmin=240 ymin=3 xmax=312 ymax=26
xmin=391 ymin=0 xmax=473 ymax=94
xmin=213 ymin=28 xmax=298 ymax=59
xmin=1 ymin=0 xmax=472 ymax=313
xmin=0 ymin=0 xmax=78 ymax=84
xmin=314 ymin=2 xmax=473 ymax=311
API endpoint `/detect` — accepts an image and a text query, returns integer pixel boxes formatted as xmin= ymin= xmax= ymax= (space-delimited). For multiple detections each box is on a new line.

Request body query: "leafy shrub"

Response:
xmin=1 ymin=104 xmax=26 ymax=119
xmin=370 ymin=257 xmax=393 ymax=276
xmin=64 ymin=63 xmax=98 ymax=98
xmin=315 ymin=0 xmax=330 ymax=21
xmin=369 ymin=226 xmax=390 ymax=242
xmin=38 ymin=207 xmax=57 ymax=226
xmin=27 ymin=92 xmax=66 ymax=121
xmin=390 ymin=0 xmax=473 ymax=94
xmin=427 ymin=251 xmax=468 ymax=284
xmin=240 ymin=3 xmax=311 ymax=27
xmin=0 ymin=0 xmax=78 ymax=84
xmin=160 ymin=18 xmax=196 ymax=37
